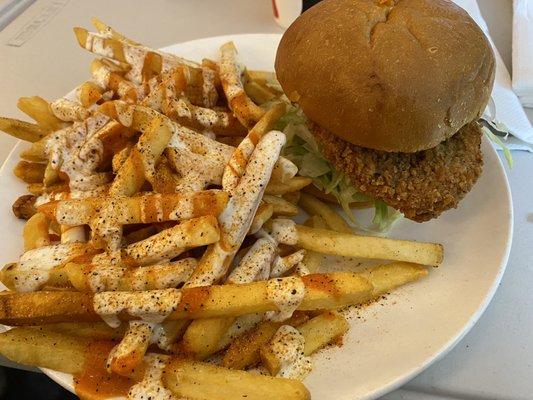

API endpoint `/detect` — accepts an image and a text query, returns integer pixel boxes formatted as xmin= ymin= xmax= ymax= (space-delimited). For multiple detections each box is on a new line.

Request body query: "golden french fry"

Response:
xmin=23 ymin=212 xmax=51 ymax=251
xmin=302 ymin=215 xmax=327 ymax=273
xmin=283 ymin=191 xmax=301 ymax=205
xmin=17 ymin=96 xmax=66 ymax=132
xmin=0 ymin=117 xmax=47 ymax=142
xmin=222 ymin=102 xmax=286 ymax=193
xmin=0 ymin=272 xmax=374 ymax=325
xmin=39 ymin=190 xmax=228 ymax=226
xmin=249 ymin=202 xmax=274 ymax=235
xmin=65 ymin=258 xmax=196 ymax=292
xmin=164 ymin=358 xmax=310 ymax=400
xmin=263 ymin=194 xmax=299 ymax=216
xmin=122 ymin=215 xmax=220 ymax=266
xmin=13 ymin=161 xmax=45 ymax=183
xmin=43 ymin=162 xmax=60 ymax=187
xmin=50 ymin=98 xmax=90 ymax=122
xmin=112 ymin=144 xmax=132 ymax=173
xmin=298 ymin=311 xmax=349 ymax=356
xmin=299 ymin=192 xmax=352 ymax=233
xmin=90 ymin=17 xmax=140 ymax=45
xmin=76 ymin=81 xmax=103 ymax=107
xmin=0 ymin=328 xmax=88 ymax=374
xmin=219 ymin=42 xmax=265 ymax=128
xmin=244 ymin=81 xmax=277 ymax=105
xmin=12 ymin=194 xmax=37 ymax=220
xmin=110 ymin=116 xmax=173 ymax=196
xmin=0 ymin=263 xmax=69 ymax=291
xmin=91 ymin=59 xmax=140 ymax=102
xmin=295 ymin=224 xmax=444 ymax=266
xmin=20 ymin=138 xmax=47 ymax=162
xmin=108 ymin=321 xmax=151 ymax=377
xmin=221 ymin=312 xmax=308 ymax=370
xmin=266 ymin=177 xmax=313 ymax=195
xmin=37 ymin=322 xmax=125 ymax=340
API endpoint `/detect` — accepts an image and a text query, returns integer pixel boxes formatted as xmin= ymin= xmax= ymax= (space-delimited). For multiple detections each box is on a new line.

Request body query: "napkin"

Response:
xmin=512 ymin=0 xmax=533 ymax=108
xmin=452 ymin=0 xmax=533 ymax=151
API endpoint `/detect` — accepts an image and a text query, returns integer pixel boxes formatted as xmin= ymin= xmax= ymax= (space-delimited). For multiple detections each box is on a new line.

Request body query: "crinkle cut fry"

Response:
xmin=219 ymin=41 xmax=265 ymax=128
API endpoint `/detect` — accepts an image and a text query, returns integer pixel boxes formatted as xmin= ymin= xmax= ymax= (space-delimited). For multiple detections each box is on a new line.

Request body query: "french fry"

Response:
xmin=302 ymin=215 xmax=327 ymax=273
xmin=90 ymin=17 xmax=141 ymax=45
xmin=260 ymin=311 xmax=349 ymax=376
xmin=108 ymin=321 xmax=152 ymax=376
xmin=112 ymin=144 xmax=132 ymax=173
xmin=298 ymin=192 xmax=352 ymax=233
xmin=61 ymin=225 xmax=86 ymax=244
xmin=43 ymin=162 xmax=60 ymax=186
xmin=17 ymin=96 xmax=66 ymax=132
xmin=0 ymin=328 xmax=89 ymax=374
xmin=37 ymin=321 xmax=125 ymax=340
xmin=180 ymin=238 xmax=278 ymax=359
xmin=39 ymin=190 xmax=228 ymax=226
xmin=294 ymin=224 xmax=444 ymax=266
xmin=91 ymin=59 xmax=140 ymax=103
xmin=20 ymin=138 xmax=47 ymax=162
xmin=110 ymin=115 xmax=173 ymax=196
xmin=76 ymin=81 xmax=104 ymax=107
xmin=122 ymin=215 xmax=220 ymax=266
xmin=164 ymin=358 xmax=310 ymax=400
xmin=13 ymin=161 xmax=46 ymax=183
xmin=0 ymin=117 xmax=47 ymax=142
xmin=244 ymin=80 xmax=277 ymax=105
xmin=266 ymin=177 xmax=313 ymax=195
xmin=152 ymin=156 xmax=181 ymax=193
xmin=74 ymin=28 xmax=197 ymax=84
xmin=221 ymin=312 xmax=309 ymax=370
xmin=263 ymin=194 xmax=299 ymax=216
xmin=283 ymin=190 xmax=301 ymax=205
xmin=185 ymin=130 xmax=286 ymax=287
xmin=0 ymin=263 xmax=70 ymax=291
xmin=222 ymin=103 xmax=286 ymax=193
xmin=248 ymin=202 xmax=274 ymax=235
xmin=298 ymin=311 xmax=348 ymax=356
xmin=0 ymin=272 xmax=376 ymax=325
xmin=65 ymin=258 xmax=197 ymax=292
xmin=50 ymin=98 xmax=90 ymax=121
xmin=219 ymin=42 xmax=265 ymax=128
xmin=271 ymin=156 xmax=299 ymax=184
xmin=23 ymin=212 xmax=51 ymax=251
xmin=12 ymin=194 xmax=37 ymax=220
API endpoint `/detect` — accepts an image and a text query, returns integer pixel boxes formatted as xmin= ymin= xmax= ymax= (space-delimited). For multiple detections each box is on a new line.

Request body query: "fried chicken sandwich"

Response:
xmin=274 ymin=0 xmax=495 ymax=225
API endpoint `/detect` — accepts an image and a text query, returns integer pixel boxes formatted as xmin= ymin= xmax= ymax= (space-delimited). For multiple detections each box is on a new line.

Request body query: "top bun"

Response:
xmin=275 ymin=0 xmax=495 ymax=152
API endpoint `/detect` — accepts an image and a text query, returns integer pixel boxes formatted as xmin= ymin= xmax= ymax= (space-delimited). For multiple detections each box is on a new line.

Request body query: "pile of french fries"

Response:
xmin=0 ymin=19 xmax=444 ymax=400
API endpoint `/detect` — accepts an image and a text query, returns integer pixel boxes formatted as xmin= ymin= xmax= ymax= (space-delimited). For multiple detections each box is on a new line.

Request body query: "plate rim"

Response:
xmin=0 ymin=33 xmax=514 ymax=400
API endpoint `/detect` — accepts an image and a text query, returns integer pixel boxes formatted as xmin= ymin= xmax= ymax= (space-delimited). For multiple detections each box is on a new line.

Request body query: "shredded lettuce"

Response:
xmin=280 ymin=105 xmax=402 ymax=232
xmin=482 ymin=126 xmax=514 ymax=168
xmin=481 ymin=98 xmax=514 ymax=168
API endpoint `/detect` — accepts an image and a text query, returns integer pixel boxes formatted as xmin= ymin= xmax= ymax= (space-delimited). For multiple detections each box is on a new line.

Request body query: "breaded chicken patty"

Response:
xmin=312 ymin=122 xmax=483 ymax=222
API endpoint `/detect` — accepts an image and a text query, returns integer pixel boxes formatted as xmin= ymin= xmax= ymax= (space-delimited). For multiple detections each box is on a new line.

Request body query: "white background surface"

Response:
xmin=0 ymin=1 xmax=531 ymax=399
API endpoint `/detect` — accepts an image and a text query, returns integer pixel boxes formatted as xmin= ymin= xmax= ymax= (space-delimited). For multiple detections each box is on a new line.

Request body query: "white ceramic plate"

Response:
xmin=0 ymin=34 xmax=513 ymax=399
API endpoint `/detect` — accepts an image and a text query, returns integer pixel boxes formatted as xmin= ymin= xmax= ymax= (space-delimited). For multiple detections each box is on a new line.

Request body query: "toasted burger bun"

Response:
xmin=275 ymin=0 xmax=495 ymax=152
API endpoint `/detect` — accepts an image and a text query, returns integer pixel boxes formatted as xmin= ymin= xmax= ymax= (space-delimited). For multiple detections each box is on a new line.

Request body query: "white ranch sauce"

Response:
xmin=265 ymin=276 xmax=305 ymax=322
xmin=267 ymin=325 xmax=312 ymax=380
xmin=270 ymin=218 xmax=298 ymax=245
xmin=127 ymin=354 xmax=178 ymax=400
xmin=93 ymin=288 xmax=182 ymax=328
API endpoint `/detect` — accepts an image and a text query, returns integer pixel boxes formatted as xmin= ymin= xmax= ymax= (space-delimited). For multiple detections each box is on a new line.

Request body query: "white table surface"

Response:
xmin=0 ymin=1 xmax=531 ymax=399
